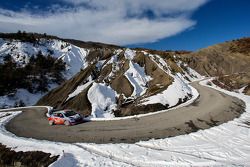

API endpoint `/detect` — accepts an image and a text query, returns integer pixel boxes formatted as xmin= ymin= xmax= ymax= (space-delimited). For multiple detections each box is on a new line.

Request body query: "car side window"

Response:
xmin=58 ymin=113 xmax=64 ymax=118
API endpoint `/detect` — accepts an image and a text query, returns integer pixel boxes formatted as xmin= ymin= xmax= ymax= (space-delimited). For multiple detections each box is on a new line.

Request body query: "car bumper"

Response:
xmin=70 ymin=119 xmax=84 ymax=125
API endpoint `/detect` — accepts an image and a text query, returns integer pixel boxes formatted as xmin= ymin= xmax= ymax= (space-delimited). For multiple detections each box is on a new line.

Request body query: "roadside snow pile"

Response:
xmin=142 ymin=76 xmax=192 ymax=107
xmin=141 ymin=52 xmax=194 ymax=107
xmin=124 ymin=61 xmax=152 ymax=97
xmin=87 ymin=83 xmax=117 ymax=118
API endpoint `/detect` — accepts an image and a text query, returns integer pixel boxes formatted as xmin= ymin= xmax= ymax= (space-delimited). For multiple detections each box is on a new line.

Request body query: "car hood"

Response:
xmin=68 ymin=114 xmax=81 ymax=120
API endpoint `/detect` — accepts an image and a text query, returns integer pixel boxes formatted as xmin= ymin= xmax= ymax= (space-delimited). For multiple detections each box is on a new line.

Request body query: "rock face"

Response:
xmin=0 ymin=144 xmax=58 ymax=167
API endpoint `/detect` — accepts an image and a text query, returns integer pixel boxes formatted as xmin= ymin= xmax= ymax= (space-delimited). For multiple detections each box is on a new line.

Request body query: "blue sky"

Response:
xmin=0 ymin=0 xmax=249 ymax=51
xmin=130 ymin=0 xmax=250 ymax=51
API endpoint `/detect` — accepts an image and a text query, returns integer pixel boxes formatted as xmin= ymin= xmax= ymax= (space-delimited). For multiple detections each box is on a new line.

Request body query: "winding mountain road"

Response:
xmin=2 ymin=82 xmax=245 ymax=144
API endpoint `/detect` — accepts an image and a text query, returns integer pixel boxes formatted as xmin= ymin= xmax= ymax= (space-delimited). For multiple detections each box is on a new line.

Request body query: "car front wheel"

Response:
xmin=64 ymin=120 xmax=70 ymax=126
xmin=49 ymin=120 xmax=54 ymax=126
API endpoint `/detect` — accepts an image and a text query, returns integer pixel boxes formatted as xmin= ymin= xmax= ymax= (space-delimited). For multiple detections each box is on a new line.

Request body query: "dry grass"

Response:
xmin=166 ymin=59 xmax=183 ymax=74
xmin=144 ymin=56 xmax=173 ymax=96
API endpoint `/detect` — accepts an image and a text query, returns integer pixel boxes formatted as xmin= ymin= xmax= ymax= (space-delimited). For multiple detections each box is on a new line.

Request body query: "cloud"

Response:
xmin=0 ymin=0 xmax=208 ymax=45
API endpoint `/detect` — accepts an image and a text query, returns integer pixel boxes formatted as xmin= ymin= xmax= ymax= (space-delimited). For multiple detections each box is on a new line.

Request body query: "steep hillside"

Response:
xmin=0 ymin=33 xmax=89 ymax=108
xmin=37 ymin=48 xmax=201 ymax=118
xmin=211 ymin=73 xmax=250 ymax=95
xmin=182 ymin=37 xmax=250 ymax=95
xmin=183 ymin=38 xmax=250 ymax=76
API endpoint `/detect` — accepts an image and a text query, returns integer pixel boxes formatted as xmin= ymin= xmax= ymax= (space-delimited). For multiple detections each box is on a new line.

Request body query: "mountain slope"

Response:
xmin=184 ymin=38 xmax=250 ymax=76
xmin=0 ymin=33 xmax=201 ymax=118
xmin=0 ymin=34 xmax=90 ymax=108
xmin=37 ymin=48 xmax=201 ymax=118
xmin=182 ymin=37 xmax=250 ymax=95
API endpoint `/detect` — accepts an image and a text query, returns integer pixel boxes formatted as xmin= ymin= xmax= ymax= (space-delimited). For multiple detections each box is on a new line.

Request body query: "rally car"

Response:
xmin=48 ymin=110 xmax=83 ymax=126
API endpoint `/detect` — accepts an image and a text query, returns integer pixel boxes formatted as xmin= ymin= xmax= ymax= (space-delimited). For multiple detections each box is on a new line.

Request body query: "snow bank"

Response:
xmin=87 ymin=84 xmax=199 ymax=121
xmin=87 ymin=83 xmax=117 ymax=118
xmin=142 ymin=76 xmax=192 ymax=107
xmin=139 ymin=52 xmax=197 ymax=107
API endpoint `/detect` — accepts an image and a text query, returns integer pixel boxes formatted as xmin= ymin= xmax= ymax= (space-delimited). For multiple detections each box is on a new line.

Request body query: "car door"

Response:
xmin=54 ymin=113 xmax=65 ymax=125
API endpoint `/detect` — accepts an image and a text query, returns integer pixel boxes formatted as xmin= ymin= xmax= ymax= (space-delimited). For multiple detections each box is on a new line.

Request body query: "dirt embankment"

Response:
xmin=212 ymin=73 xmax=250 ymax=95
xmin=0 ymin=144 xmax=58 ymax=167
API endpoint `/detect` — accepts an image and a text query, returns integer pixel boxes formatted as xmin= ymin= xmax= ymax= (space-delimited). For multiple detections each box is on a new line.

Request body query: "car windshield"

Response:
xmin=64 ymin=110 xmax=77 ymax=117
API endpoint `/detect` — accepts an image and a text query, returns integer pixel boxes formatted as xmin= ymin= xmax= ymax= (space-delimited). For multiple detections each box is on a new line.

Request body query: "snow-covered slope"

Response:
xmin=124 ymin=61 xmax=152 ymax=97
xmin=0 ymin=38 xmax=89 ymax=78
xmin=38 ymin=45 xmax=202 ymax=118
xmin=1 ymin=36 xmax=203 ymax=118
xmin=0 ymin=38 xmax=90 ymax=108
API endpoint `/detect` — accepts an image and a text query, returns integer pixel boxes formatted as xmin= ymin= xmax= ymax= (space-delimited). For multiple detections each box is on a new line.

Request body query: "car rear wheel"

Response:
xmin=64 ymin=120 xmax=70 ymax=126
xmin=49 ymin=120 xmax=54 ymax=126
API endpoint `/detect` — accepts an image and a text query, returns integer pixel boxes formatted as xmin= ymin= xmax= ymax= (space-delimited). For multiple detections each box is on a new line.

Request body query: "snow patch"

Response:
xmin=0 ymin=38 xmax=89 ymax=79
xmin=124 ymin=48 xmax=136 ymax=60
xmin=87 ymin=83 xmax=117 ymax=118
xmin=0 ymin=84 xmax=57 ymax=109
xmin=124 ymin=61 xmax=152 ymax=97
xmin=66 ymin=81 xmax=93 ymax=102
